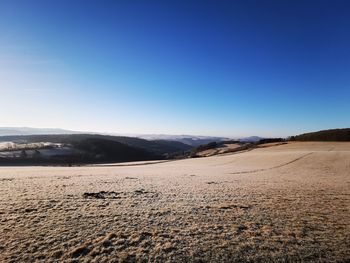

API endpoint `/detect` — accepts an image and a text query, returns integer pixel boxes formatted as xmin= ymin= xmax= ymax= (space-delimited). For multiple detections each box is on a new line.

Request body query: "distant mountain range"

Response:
xmin=136 ymin=134 xmax=230 ymax=146
xmin=0 ymin=127 xmax=264 ymax=145
xmin=237 ymin=136 xmax=263 ymax=142
xmin=0 ymin=127 xmax=79 ymax=136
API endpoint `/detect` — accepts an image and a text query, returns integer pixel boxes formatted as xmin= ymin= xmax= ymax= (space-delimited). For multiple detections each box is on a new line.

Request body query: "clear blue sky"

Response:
xmin=1 ymin=0 xmax=349 ymax=137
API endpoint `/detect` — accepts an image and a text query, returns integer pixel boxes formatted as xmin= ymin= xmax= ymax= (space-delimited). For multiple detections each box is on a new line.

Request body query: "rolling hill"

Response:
xmin=0 ymin=134 xmax=193 ymax=165
xmin=292 ymin=128 xmax=350 ymax=141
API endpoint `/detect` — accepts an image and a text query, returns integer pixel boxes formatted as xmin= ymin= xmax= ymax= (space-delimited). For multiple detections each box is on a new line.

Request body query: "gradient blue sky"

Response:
xmin=1 ymin=0 xmax=349 ymax=137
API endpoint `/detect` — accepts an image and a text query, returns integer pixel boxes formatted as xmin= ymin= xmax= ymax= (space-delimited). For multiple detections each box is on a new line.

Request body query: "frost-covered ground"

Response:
xmin=0 ymin=142 xmax=349 ymax=262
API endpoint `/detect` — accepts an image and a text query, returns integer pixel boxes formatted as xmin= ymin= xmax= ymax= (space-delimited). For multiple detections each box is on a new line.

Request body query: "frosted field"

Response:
xmin=0 ymin=142 xmax=349 ymax=262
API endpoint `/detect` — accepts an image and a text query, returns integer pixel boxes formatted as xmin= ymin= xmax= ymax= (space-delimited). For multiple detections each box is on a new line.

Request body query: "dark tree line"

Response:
xmin=291 ymin=128 xmax=350 ymax=141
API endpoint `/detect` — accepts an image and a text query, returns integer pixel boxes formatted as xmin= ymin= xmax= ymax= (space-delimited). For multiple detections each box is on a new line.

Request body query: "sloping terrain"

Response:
xmin=0 ymin=134 xmax=192 ymax=156
xmin=292 ymin=128 xmax=350 ymax=141
xmin=0 ymin=142 xmax=349 ymax=262
xmin=0 ymin=134 xmax=193 ymax=164
xmin=194 ymin=143 xmax=243 ymax=157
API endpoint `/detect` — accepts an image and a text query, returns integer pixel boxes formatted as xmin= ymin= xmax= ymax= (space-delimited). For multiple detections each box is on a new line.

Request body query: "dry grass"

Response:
xmin=0 ymin=142 xmax=349 ymax=262
xmin=195 ymin=143 xmax=242 ymax=157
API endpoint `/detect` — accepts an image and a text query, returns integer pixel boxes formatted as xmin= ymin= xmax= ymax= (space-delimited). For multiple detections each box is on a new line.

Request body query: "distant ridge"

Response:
xmin=292 ymin=128 xmax=350 ymax=141
xmin=0 ymin=127 xmax=79 ymax=136
xmin=0 ymin=127 xmax=230 ymax=146
xmin=238 ymin=136 xmax=264 ymax=142
xmin=0 ymin=127 xmax=266 ymax=145
xmin=137 ymin=134 xmax=229 ymax=146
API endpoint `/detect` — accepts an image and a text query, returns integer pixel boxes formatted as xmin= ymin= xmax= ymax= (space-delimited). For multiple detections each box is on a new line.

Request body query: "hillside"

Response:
xmin=292 ymin=128 xmax=350 ymax=141
xmin=0 ymin=134 xmax=192 ymax=165
xmin=0 ymin=134 xmax=192 ymax=155
xmin=71 ymin=138 xmax=159 ymax=163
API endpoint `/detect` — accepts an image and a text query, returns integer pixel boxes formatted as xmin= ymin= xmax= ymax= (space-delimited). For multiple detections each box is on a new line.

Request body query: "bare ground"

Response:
xmin=0 ymin=142 xmax=349 ymax=262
